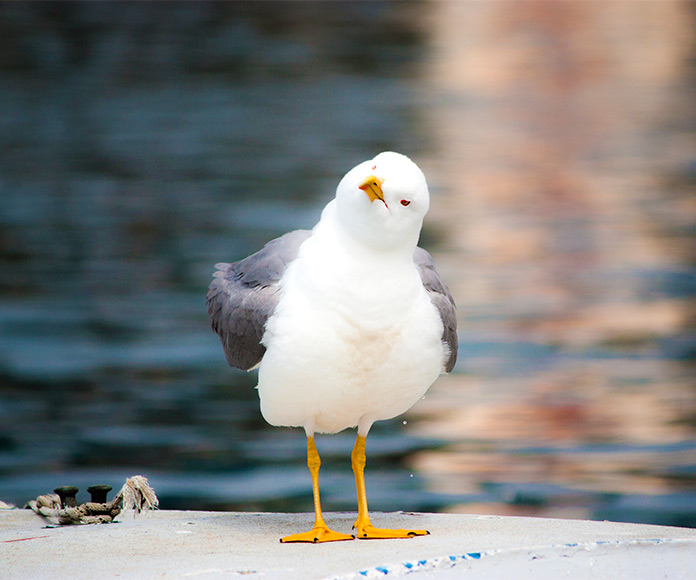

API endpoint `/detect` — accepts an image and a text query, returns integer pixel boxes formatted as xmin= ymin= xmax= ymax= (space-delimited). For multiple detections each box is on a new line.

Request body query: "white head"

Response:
xmin=334 ymin=152 xmax=430 ymax=252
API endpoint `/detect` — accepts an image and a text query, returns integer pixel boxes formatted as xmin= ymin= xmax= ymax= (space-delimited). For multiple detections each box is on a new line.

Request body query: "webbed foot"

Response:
xmin=280 ymin=525 xmax=354 ymax=543
xmin=354 ymin=523 xmax=429 ymax=540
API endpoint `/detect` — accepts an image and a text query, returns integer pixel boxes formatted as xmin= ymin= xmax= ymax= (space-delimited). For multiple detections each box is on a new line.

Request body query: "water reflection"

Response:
xmin=413 ymin=0 xmax=696 ymax=527
xmin=0 ymin=2 xmax=695 ymax=528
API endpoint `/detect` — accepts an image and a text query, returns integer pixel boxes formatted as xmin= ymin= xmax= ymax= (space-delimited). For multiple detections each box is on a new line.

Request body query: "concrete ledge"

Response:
xmin=2 ymin=509 xmax=695 ymax=579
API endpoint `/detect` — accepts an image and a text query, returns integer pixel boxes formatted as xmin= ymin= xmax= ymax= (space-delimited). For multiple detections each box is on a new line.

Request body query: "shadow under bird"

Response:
xmin=207 ymin=151 xmax=457 ymax=543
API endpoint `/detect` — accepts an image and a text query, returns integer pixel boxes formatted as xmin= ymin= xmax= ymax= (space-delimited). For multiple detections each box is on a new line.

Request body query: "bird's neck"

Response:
xmin=290 ymin=203 xmax=424 ymax=324
xmin=316 ymin=201 xmax=418 ymax=266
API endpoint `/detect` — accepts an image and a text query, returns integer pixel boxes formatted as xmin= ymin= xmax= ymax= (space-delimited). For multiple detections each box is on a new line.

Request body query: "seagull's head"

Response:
xmin=335 ymin=151 xmax=430 ymax=251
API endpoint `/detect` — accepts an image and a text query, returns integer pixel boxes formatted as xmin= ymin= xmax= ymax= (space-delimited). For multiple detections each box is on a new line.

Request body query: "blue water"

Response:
xmin=0 ymin=2 xmax=694 ymax=528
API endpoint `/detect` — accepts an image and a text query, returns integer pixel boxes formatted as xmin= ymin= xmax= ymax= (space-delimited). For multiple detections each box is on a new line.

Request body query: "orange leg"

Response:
xmin=351 ymin=435 xmax=429 ymax=540
xmin=280 ymin=436 xmax=354 ymax=543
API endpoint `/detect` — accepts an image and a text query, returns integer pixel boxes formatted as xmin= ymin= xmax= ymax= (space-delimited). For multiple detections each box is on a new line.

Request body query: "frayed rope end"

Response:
xmin=116 ymin=475 xmax=159 ymax=515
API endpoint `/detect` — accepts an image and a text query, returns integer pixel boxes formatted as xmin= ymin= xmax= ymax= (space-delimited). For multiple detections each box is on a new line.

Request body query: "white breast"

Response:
xmin=257 ymin=206 xmax=445 ymax=434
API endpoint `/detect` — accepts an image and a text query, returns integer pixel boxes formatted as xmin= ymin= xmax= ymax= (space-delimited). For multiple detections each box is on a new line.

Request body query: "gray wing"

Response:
xmin=206 ymin=229 xmax=312 ymax=370
xmin=414 ymin=247 xmax=458 ymax=373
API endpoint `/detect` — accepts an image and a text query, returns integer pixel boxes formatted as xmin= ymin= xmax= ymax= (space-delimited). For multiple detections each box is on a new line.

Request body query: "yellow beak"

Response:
xmin=358 ymin=175 xmax=385 ymax=203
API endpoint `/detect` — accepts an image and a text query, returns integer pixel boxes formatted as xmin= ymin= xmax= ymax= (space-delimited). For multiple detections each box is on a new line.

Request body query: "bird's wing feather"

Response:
xmin=414 ymin=247 xmax=458 ymax=373
xmin=206 ymin=230 xmax=312 ymax=370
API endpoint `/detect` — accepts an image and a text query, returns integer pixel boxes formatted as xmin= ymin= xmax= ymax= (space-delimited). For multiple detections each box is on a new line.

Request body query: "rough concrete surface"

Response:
xmin=1 ymin=510 xmax=695 ymax=579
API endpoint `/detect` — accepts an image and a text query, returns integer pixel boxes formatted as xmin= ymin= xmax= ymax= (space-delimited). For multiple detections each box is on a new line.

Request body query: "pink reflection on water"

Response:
xmin=411 ymin=0 xmax=696 ymax=523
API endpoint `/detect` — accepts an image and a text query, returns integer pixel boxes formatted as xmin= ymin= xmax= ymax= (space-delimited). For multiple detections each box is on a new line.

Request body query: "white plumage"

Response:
xmin=259 ymin=187 xmax=446 ymax=435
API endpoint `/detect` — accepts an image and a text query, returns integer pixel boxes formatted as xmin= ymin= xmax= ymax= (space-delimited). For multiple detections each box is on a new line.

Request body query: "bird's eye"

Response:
xmin=400 ymin=199 xmax=411 ymax=207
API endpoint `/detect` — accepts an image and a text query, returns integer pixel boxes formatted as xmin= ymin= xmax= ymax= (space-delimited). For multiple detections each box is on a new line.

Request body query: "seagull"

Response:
xmin=207 ymin=152 xmax=457 ymax=543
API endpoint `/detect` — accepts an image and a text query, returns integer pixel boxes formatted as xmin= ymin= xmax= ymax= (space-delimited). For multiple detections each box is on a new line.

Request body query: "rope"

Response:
xmin=26 ymin=475 xmax=159 ymax=526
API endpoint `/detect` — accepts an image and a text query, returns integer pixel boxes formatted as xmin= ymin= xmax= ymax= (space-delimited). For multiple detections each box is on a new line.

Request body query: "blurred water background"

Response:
xmin=1 ymin=1 xmax=695 ymax=527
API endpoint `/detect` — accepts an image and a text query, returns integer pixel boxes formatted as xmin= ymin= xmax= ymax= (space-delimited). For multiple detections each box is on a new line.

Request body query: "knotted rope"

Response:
xmin=27 ymin=475 xmax=159 ymax=525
